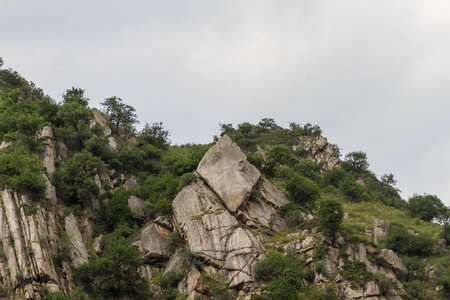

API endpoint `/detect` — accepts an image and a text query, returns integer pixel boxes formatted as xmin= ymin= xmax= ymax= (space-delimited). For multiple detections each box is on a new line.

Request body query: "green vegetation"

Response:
xmin=317 ymin=195 xmax=344 ymax=237
xmin=101 ymin=96 xmax=138 ymax=133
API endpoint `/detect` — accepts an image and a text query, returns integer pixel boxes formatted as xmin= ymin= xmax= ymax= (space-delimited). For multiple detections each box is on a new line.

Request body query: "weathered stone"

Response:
xmin=172 ymin=179 xmax=222 ymax=228
xmin=342 ymin=280 xmax=364 ymax=299
xmin=64 ymin=214 xmax=89 ymax=267
xmin=140 ymin=265 xmax=154 ymax=282
xmin=374 ymin=219 xmax=388 ymax=245
xmin=91 ymin=108 xmax=112 ymax=136
xmin=197 ymin=135 xmax=260 ymax=212
xmin=1 ymin=189 xmax=29 ymax=278
xmin=377 ymin=249 xmax=405 ymax=279
xmin=107 ymin=136 xmax=117 ymax=151
xmin=284 ymin=236 xmax=318 ymax=253
xmin=296 ymin=136 xmax=340 ymax=172
xmin=27 ymin=215 xmax=53 ymax=282
xmin=124 ymin=175 xmax=138 ymax=189
xmin=0 ymin=141 xmax=12 ymax=150
xmin=164 ymin=253 xmax=186 ymax=276
xmin=271 ymin=214 xmax=289 ymax=232
xmin=0 ymin=202 xmax=20 ymax=285
xmin=93 ymin=234 xmax=103 ymax=254
xmin=365 ymin=281 xmax=380 ymax=297
xmin=173 ymin=179 xmax=263 ymax=286
xmin=258 ymin=179 xmax=289 ymax=208
xmin=56 ymin=139 xmax=69 ymax=160
xmin=128 ymin=196 xmax=145 ymax=218
xmin=241 ymin=198 xmax=276 ymax=228
xmin=43 ymin=174 xmax=57 ymax=206
xmin=154 ymin=216 xmax=173 ymax=231
xmin=139 ymin=223 xmax=171 ymax=262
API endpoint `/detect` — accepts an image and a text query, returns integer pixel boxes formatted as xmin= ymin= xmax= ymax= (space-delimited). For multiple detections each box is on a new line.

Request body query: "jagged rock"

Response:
xmin=140 ymin=265 xmax=154 ymax=282
xmin=93 ymin=234 xmax=103 ymax=254
xmin=342 ymin=280 xmax=364 ymax=299
xmin=258 ymin=179 xmax=289 ymax=208
xmin=43 ymin=174 xmax=57 ymax=206
xmin=1 ymin=190 xmax=29 ymax=278
xmin=124 ymin=175 xmax=139 ymax=189
xmin=139 ymin=223 xmax=171 ymax=262
xmin=154 ymin=216 xmax=173 ymax=231
xmin=27 ymin=215 xmax=53 ymax=282
xmin=284 ymin=236 xmax=318 ymax=253
xmin=128 ymin=196 xmax=145 ymax=219
xmin=91 ymin=108 xmax=112 ymax=136
xmin=241 ymin=198 xmax=276 ymax=228
xmin=172 ymin=179 xmax=263 ymax=286
xmin=107 ymin=136 xmax=117 ymax=151
xmin=296 ymin=136 xmax=340 ymax=172
xmin=377 ymin=249 xmax=405 ymax=279
xmin=197 ymin=135 xmax=260 ymax=212
xmin=365 ymin=281 xmax=380 ymax=297
xmin=0 ymin=141 xmax=12 ymax=149
xmin=56 ymin=139 xmax=69 ymax=160
xmin=172 ymin=179 xmax=222 ymax=228
xmin=374 ymin=219 xmax=388 ymax=245
xmin=64 ymin=214 xmax=89 ymax=267
xmin=0 ymin=199 xmax=20 ymax=285
xmin=271 ymin=214 xmax=289 ymax=232
xmin=38 ymin=126 xmax=57 ymax=178
xmin=164 ymin=253 xmax=186 ymax=276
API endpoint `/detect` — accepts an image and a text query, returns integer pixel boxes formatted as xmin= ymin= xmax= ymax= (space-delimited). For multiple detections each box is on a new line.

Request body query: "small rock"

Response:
xmin=128 ymin=196 xmax=145 ymax=219
xmin=0 ymin=141 xmax=12 ymax=150
xmin=93 ymin=234 xmax=103 ymax=254
xmin=124 ymin=175 xmax=138 ymax=189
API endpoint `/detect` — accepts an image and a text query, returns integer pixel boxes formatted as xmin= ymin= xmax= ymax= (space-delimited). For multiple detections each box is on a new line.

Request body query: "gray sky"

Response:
xmin=2 ymin=1 xmax=450 ymax=205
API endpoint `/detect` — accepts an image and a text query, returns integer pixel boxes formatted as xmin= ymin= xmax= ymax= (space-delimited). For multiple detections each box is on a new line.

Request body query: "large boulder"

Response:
xmin=377 ymin=249 xmax=406 ymax=279
xmin=374 ymin=219 xmax=388 ymax=245
xmin=172 ymin=179 xmax=263 ymax=286
xmin=197 ymin=135 xmax=260 ymax=212
xmin=64 ymin=214 xmax=89 ymax=267
xmin=139 ymin=223 xmax=172 ymax=262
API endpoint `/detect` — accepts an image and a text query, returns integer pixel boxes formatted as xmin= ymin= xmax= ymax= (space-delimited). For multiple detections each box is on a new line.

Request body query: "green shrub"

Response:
xmin=261 ymin=277 xmax=299 ymax=300
xmin=384 ymin=223 xmax=434 ymax=257
xmin=339 ymin=177 xmax=363 ymax=202
xmin=285 ymin=173 xmax=320 ymax=208
xmin=374 ymin=272 xmax=396 ymax=296
xmin=341 ymin=261 xmax=372 ymax=287
xmin=407 ymin=194 xmax=447 ymax=223
xmin=202 ymin=273 xmax=237 ymax=300
xmin=403 ymin=256 xmax=425 ymax=281
xmin=317 ymin=196 xmax=344 ymax=238
xmin=322 ymin=168 xmax=348 ymax=188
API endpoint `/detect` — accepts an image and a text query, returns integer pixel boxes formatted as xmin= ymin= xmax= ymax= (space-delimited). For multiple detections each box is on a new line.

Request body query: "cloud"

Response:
xmin=2 ymin=1 xmax=450 ymax=204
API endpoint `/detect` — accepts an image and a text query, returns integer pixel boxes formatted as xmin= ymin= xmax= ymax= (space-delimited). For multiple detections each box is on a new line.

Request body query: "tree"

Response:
xmin=0 ymin=57 xmax=3 ymax=68
xmin=285 ymin=173 xmax=320 ymax=208
xmin=62 ymin=88 xmax=89 ymax=107
xmin=73 ymin=228 xmax=147 ymax=298
xmin=101 ymin=96 xmax=138 ymax=133
xmin=342 ymin=151 xmax=369 ymax=175
xmin=317 ymin=196 xmax=344 ymax=237
xmin=407 ymin=194 xmax=447 ymax=222
xmin=258 ymin=118 xmax=277 ymax=131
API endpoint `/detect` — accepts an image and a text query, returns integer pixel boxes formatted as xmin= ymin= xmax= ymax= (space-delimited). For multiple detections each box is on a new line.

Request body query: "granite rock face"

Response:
xmin=197 ymin=135 xmax=260 ymax=212
xmin=172 ymin=178 xmax=263 ymax=286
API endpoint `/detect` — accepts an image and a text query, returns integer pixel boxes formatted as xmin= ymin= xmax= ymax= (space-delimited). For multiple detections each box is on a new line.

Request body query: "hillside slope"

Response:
xmin=0 ymin=65 xmax=449 ymax=300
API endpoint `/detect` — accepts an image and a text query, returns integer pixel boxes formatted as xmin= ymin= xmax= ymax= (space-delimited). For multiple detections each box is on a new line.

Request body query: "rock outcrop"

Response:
xmin=197 ymin=134 xmax=260 ymax=212
xmin=172 ymin=177 xmax=264 ymax=287
xmin=296 ymin=136 xmax=340 ymax=172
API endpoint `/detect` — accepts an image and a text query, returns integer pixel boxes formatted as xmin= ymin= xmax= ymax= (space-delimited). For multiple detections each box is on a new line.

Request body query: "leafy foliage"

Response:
xmin=73 ymin=227 xmax=147 ymax=299
xmin=342 ymin=151 xmax=369 ymax=175
xmin=407 ymin=194 xmax=447 ymax=223
xmin=101 ymin=96 xmax=138 ymax=133
xmin=317 ymin=196 xmax=344 ymax=237
xmin=384 ymin=222 xmax=434 ymax=257
xmin=285 ymin=173 xmax=320 ymax=208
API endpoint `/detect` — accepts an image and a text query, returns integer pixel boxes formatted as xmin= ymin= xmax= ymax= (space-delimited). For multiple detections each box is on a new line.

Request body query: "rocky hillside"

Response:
xmin=0 ymin=64 xmax=449 ymax=299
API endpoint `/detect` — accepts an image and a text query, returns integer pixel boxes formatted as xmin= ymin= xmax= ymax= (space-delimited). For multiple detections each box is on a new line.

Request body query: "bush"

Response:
xmin=339 ymin=177 xmax=363 ymax=202
xmin=73 ymin=229 xmax=147 ymax=299
xmin=341 ymin=151 xmax=369 ymax=175
xmin=261 ymin=277 xmax=299 ymax=300
xmin=322 ymin=168 xmax=348 ymax=188
xmin=317 ymin=196 xmax=344 ymax=238
xmin=407 ymin=194 xmax=447 ymax=222
xmin=285 ymin=173 xmax=320 ymax=208
xmin=384 ymin=223 xmax=434 ymax=257
xmin=341 ymin=261 xmax=372 ymax=287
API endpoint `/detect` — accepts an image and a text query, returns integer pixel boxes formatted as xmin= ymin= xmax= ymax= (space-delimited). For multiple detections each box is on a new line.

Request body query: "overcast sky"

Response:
xmin=2 ymin=1 xmax=450 ymax=205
